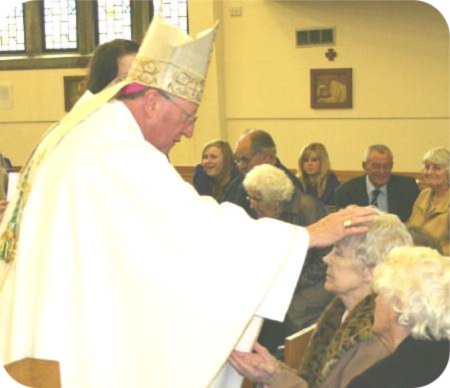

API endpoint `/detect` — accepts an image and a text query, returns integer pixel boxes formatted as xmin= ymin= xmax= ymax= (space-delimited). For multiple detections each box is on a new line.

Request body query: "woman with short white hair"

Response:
xmin=408 ymin=147 xmax=449 ymax=255
xmin=243 ymin=163 xmax=296 ymax=218
xmin=348 ymin=246 xmax=450 ymax=387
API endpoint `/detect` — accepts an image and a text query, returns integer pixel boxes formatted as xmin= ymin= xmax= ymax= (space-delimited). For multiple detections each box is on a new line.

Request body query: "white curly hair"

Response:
xmin=373 ymin=246 xmax=450 ymax=340
xmin=243 ymin=164 xmax=295 ymax=203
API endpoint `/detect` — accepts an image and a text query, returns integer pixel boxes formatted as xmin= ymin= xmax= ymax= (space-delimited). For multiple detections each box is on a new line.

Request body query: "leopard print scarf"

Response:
xmin=298 ymin=294 xmax=375 ymax=388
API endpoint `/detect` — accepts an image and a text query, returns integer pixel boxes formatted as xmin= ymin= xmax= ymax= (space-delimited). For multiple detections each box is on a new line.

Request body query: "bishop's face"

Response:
xmin=143 ymin=92 xmax=198 ymax=155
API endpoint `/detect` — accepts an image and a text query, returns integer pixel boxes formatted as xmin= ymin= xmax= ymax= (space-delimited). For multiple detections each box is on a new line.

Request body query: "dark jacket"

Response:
xmin=192 ymin=164 xmax=239 ymax=200
xmin=219 ymin=158 xmax=302 ymax=218
xmin=334 ymin=174 xmax=420 ymax=222
xmin=302 ymin=171 xmax=341 ymax=206
xmin=347 ymin=336 xmax=450 ymax=388
xmin=280 ymin=190 xmax=329 ymax=288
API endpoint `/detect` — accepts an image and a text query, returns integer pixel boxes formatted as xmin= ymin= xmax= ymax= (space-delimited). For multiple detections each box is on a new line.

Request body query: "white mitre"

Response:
xmin=128 ymin=13 xmax=217 ymax=104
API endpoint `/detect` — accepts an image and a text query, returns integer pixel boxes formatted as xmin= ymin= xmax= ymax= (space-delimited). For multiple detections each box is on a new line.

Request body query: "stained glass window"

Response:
xmin=97 ymin=0 xmax=132 ymax=45
xmin=153 ymin=0 xmax=188 ymax=33
xmin=0 ymin=4 xmax=25 ymax=52
xmin=43 ymin=0 xmax=78 ymax=50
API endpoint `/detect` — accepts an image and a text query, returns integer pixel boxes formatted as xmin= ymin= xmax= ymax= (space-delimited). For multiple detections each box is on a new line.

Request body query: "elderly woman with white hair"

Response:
xmin=407 ymin=147 xmax=449 ymax=255
xmin=348 ymin=246 xmax=450 ymax=387
xmin=230 ymin=208 xmax=413 ymax=388
xmin=243 ymin=164 xmax=331 ymax=353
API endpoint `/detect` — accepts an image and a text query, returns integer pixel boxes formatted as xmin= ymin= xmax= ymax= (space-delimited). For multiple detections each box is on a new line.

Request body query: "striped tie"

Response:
xmin=371 ymin=189 xmax=381 ymax=207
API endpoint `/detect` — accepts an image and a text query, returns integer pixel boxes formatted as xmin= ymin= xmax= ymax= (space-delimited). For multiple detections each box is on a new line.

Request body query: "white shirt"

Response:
xmin=366 ymin=175 xmax=388 ymax=212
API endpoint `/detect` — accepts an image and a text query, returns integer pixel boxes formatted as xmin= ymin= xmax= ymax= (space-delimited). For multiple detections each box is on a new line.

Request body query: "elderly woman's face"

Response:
xmin=423 ymin=163 xmax=449 ymax=191
xmin=323 ymin=244 xmax=371 ymax=297
xmin=247 ymin=189 xmax=283 ymax=219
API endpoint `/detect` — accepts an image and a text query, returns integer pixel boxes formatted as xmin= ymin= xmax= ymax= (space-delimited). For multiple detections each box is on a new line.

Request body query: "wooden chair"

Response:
xmin=4 ymin=358 xmax=61 ymax=388
xmin=284 ymin=323 xmax=317 ymax=369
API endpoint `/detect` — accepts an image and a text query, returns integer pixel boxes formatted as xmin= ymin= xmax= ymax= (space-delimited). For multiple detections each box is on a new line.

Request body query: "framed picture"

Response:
xmin=64 ymin=76 xmax=87 ymax=112
xmin=310 ymin=68 xmax=352 ymax=109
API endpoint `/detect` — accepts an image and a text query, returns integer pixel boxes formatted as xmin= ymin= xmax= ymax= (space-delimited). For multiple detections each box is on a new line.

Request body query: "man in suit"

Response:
xmin=220 ymin=129 xmax=302 ymax=217
xmin=335 ymin=144 xmax=420 ymax=222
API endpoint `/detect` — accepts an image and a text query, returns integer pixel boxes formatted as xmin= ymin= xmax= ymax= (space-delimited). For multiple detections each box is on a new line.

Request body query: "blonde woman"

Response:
xmin=407 ymin=147 xmax=449 ymax=255
xmin=298 ymin=143 xmax=340 ymax=205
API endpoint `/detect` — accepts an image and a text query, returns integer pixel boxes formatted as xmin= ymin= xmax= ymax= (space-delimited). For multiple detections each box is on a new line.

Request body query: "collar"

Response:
xmin=366 ymin=175 xmax=387 ymax=195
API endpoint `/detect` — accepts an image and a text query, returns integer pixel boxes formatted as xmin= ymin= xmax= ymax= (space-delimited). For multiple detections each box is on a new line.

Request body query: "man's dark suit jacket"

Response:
xmin=334 ymin=174 xmax=420 ymax=222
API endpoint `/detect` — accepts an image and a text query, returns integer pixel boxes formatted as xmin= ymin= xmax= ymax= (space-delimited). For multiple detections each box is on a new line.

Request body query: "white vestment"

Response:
xmin=0 ymin=100 xmax=309 ymax=388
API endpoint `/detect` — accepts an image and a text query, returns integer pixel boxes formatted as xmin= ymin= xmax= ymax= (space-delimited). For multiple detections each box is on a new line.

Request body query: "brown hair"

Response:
xmin=201 ymin=140 xmax=235 ymax=199
xmin=86 ymin=39 xmax=139 ymax=94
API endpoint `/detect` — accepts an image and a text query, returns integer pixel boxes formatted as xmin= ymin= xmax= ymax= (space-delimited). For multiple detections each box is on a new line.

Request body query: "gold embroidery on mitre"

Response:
xmin=128 ymin=58 xmax=160 ymax=87
xmin=128 ymin=58 xmax=205 ymax=104
xmin=168 ymin=71 xmax=204 ymax=102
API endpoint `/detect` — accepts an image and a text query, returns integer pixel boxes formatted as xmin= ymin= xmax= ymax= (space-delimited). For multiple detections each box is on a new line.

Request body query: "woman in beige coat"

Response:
xmin=407 ymin=147 xmax=449 ymax=255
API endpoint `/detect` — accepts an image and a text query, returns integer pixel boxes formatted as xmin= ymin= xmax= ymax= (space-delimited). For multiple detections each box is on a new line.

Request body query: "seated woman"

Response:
xmin=229 ymin=209 xmax=412 ymax=388
xmin=193 ymin=140 xmax=238 ymax=200
xmin=242 ymin=164 xmax=330 ymax=353
xmin=297 ymin=143 xmax=340 ymax=206
xmin=348 ymin=246 xmax=450 ymax=388
xmin=407 ymin=147 xmax=449 ymax=255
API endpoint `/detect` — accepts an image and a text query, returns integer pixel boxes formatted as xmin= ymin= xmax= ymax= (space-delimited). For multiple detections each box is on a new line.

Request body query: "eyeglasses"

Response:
xmin=367 ymin=163 xmax=393 ymax=171
xmin=235 ymin=152 xmax=258 ymax=166
xmin=159 ymin=92 xmax=197 ymax=125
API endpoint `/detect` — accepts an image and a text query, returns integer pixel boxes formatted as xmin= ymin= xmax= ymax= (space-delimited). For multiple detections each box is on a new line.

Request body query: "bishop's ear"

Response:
xmin=143 ymin=89 xmax=160 ymax=116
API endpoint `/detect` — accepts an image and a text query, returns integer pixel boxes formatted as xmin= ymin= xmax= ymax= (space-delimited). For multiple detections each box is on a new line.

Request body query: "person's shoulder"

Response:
xmin=336 ymin=174 xmax=365 ymax=191
xmin=389 ymin=174 xmax=418 ymax=185
xmin=327 ymin=171 xmax=340 ymax=184
xmin=219 ymin=173 xmax=244 ymax=202
xmin=296 ymin=190 xmax=327 ymax=212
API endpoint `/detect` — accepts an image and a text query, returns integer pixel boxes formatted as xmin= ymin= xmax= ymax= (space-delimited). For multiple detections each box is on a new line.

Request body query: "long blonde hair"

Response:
xmin=297 ymin=143 xmax=332 ymax=198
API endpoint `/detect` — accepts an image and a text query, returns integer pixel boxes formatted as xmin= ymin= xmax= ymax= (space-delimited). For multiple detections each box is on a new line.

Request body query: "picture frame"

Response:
xmin=64 ymin=76 xmax=87 ymax=112
xmin=310 ymin=68 xmax=352 ymax=109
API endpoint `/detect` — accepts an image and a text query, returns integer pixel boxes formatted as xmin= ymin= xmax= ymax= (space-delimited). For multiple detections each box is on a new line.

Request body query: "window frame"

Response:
xmin=0 ymin=0 xmax=153 ymax=70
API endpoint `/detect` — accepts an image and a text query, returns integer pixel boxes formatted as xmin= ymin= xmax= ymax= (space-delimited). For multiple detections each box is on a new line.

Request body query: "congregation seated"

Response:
xmin=407 ymin=147 xmax=449 ymax=255
xmin=297 ymin=143 xmax=340 ymax=206
xmin=220 ymin=129 xmax=302 ymax=218
xmin=193 ymin=140 xmax=239 ymax=200
xmin=334 ymin=144 xmax=420 ymax=221
xmin=348 ymin=246 xmax=450 ymax=388
xmin=242 ymin=164 xmax=331 ymax=353
xmin=229 ymin=209 xmax=412 ymax=388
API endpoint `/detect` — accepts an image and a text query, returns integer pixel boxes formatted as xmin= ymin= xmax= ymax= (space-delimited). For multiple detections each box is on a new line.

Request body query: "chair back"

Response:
xmin=284 ymin=323 xmax=317 ymax=369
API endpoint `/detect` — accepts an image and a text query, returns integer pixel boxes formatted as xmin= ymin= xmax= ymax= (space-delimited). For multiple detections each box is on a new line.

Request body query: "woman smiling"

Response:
xmin=407 ymin=147 xmax=449 ymax=255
